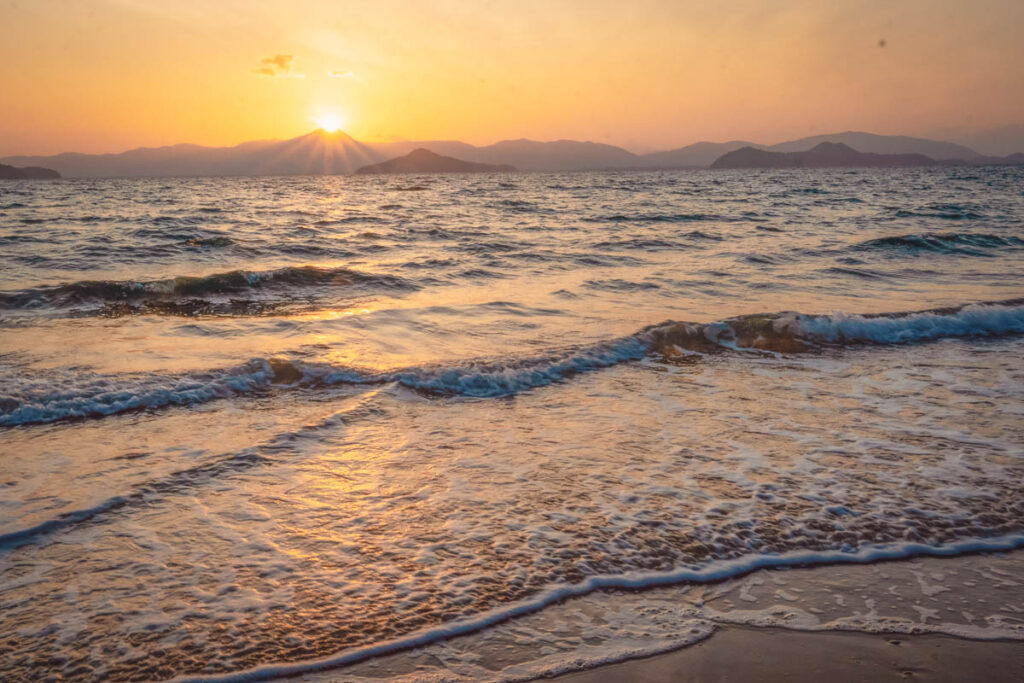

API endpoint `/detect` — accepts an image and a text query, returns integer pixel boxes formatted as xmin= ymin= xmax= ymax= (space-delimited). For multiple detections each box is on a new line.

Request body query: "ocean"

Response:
xmin=1 ymin=167 xmax=1023 ymax=681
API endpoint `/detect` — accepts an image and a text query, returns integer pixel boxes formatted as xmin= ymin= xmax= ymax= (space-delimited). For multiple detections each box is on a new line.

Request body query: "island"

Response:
xmin=710 ymin=142 xmax=944 ymax=169
xmin=0 ymin=163 xmax=61 ymax=179
xmin=354 ymin=148 xmax=516 ymax=174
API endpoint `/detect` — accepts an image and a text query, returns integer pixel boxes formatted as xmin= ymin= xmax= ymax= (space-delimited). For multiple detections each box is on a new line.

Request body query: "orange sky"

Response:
xmin=1 ymin=0 xmax=1022 ymax=155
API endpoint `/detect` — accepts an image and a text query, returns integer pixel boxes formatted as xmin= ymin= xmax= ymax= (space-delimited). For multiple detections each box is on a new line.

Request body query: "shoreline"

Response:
xmin=290 ymin=548 xmax=1024 ymax=683
xmin=546 ymin=625 xmax=1024 ymax=683
xmin=188 ymin=539 xmax=1024 ymax=682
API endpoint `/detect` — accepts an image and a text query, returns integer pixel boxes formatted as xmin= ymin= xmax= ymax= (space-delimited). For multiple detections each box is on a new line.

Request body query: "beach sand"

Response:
xmin=549 ymin=625 xmax=1024 ymax=683
xmin=288 ymin=550 xmax=1024 ymax=682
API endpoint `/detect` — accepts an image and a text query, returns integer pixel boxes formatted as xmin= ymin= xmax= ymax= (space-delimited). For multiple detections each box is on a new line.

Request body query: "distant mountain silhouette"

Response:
xmin=766 ymin=131 xmax=982 ymax=161
xmin=637 ymin=141 xmax=760 ymax=168
xmin=0 ymin=130 xmax=382 ymax=178
xmin=1 ymin=134 xmax=639 ymax=176
xmin=965 ymin=152 xmax=1024 ymax=165
xmin=712 ymin=142 xmax=944 ymax=169
xmin=460 ymin=139 xmax=639 ymax=171
xmin=1 ymin=140 xmax=276 ymax=178
xmin=954 ymin=125 xmax=1024 ymax=157
xmin=369 ymin=139 xmax=482 ymax=161
xmin=252 ymin=130 xmax=381 ymax=175
xmin=4 ymin=129 xmax=1021 ymax=177
xmin=0 ymin=163 xmax=60 ymax=179
xmin=354 ymin=148 xmax=516 ymax=174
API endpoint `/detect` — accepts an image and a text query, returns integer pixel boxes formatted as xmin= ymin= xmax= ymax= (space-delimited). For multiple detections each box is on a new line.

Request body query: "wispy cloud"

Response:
xmin=263 ymin=54 xmax=294 ymax=71
xmin=328 ymin=69 xmax=356 ymax=79
xmin=254 ymin=54 xmax=304 ymax=78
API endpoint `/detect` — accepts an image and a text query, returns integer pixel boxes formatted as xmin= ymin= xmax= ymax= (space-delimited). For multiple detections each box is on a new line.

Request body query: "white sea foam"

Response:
xmin=0 ymin=359 xmax=278 ymax=426
xmin=306 ymin=549 xmax=1024 ymax=683
xmin=797 ymin=302 xmax=1024 ymax=344
xmin=173 ymin=534 xmax=1024 ymax=682
xmin=0 ymin=338 xmax=650 ymax=425
xmin=384 ymin=337 xmax=649 ymax=397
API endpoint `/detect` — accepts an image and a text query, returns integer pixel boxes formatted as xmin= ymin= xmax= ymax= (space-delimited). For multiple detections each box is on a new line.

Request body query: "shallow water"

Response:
xmin=1 ymin=167 xmax=1022 ymax=680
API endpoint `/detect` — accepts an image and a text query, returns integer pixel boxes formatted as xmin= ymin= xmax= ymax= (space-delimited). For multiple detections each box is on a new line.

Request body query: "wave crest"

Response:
xmin=648 ymin=299 xmax=1024 ymax=356
xmin=3 ymin=300 xmax=1021 ymax=427
xmin=0 ymin=265 xmax=414 ymax=310
xmin=855 ymin=232 xmax=1024 ymax=256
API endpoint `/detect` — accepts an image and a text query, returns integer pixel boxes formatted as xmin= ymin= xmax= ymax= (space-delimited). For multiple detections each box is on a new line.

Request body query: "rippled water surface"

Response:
xmin=1 ymin=168 xmax=1023 ymax=680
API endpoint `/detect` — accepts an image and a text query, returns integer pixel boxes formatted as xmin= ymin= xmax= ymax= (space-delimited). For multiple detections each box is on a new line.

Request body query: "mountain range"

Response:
xmin=0 ymin=163 xmax=61 ymax=179
xmin=712 ymin=142 xmax=943 ymax=169
xmin=354 ymin=148 xmax=516 ymax=174
xmin=2 ymin=129 xmax=1021 ymax=178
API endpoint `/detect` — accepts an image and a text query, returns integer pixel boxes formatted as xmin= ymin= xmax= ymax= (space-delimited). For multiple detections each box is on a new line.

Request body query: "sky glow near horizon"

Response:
xmin=0 ymin=0 xmax=1022 ymax=155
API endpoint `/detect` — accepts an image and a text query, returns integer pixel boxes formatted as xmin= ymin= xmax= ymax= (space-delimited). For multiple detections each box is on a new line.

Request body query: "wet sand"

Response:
xmin=549 ymin=625 xmax=1024 ymax=683
xmin=289 ymin=551 xmax=1024 ymax=682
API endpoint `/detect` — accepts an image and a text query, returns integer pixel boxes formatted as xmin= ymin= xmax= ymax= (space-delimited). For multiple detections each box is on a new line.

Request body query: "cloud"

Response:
xmin=254 ymin=54 xmax=304 ymax=78
xmin=263 ymin=54 xmax=294 ymax=71
xmin=328 ymin=69 xmax=356 ymax=79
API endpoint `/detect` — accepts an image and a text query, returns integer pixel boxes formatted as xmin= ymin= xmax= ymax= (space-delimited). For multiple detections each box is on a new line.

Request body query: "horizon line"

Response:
xmin=0 ymin=127 xmax=991 ymax=160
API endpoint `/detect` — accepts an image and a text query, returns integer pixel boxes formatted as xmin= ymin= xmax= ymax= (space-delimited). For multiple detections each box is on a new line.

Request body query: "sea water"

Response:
xmin=1 ymin=167 xmax=1022 ymax=680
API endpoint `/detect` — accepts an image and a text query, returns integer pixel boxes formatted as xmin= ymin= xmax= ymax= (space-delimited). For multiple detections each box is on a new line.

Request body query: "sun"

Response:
xmin=314 ymin=112 xmax=345 ymax=133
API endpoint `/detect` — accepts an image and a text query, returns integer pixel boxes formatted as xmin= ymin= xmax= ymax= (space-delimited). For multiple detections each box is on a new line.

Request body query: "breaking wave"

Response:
xmin=0 ymin=339 xmax=650 ymax=426
xmin=648 ymin=298 xmax=1024 ymax=356
xmin=2 ymin=300 xmax=1021 ymax=427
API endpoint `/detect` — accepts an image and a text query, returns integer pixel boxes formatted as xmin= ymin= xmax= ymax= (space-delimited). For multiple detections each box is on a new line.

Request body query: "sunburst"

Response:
xmin=314 ymin=112 xmax=344 ymax=133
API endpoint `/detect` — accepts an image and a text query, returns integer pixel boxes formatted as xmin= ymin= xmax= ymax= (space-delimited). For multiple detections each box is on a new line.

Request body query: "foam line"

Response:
xmin=173 ymin=533 xmax=1024 ymax=682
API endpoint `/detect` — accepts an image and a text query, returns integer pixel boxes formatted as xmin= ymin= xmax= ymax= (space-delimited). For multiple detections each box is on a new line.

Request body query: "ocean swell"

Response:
xmin=854 ymin=232 xmax=1024 ymax=256
xmin=0 ymin=338 xmax=651 ymax=427
xmin=795 ymin=301 xmax=1024 ymax=345
xmin=0 ymin=265 xmax=414 ymax=310
xmin=0 ymin=360 xmax=279 ymax=427
xmin=3 ymin=300 xmax=1022 ymax=427
xmin=648 ymin=299 xmax=1024 ymax=356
